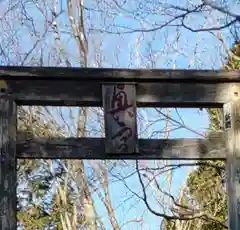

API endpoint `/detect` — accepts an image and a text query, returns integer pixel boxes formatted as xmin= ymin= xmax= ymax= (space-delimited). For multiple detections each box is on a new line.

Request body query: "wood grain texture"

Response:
xmin=0 ymin=96 xmax=17 ymax=230
xmin=3 ymin=80 xmax=240 ymax=107
xmin=16 ymin=134 xmax=226 ymax=160
xmin=1 ymin=66 xmax=240 ymax=82
xmin=102 ymin=84 xmax=138 ymax=153
xmin=224 ymin=99 xmax=240 ymax=230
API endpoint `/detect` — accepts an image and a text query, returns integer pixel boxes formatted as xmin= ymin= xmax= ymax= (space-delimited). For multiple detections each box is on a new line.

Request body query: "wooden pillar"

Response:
xmin=224 ymin=91 xmax=240 ymax=229
xmin=102 ymin=83 xmax=138 ymax=154
xmin=0 ymin=90 xmax=17 ymax=229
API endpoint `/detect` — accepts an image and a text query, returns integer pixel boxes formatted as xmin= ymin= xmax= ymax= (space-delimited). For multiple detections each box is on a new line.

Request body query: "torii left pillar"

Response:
xmin=0 ymin=81 xmax=17 ymax=230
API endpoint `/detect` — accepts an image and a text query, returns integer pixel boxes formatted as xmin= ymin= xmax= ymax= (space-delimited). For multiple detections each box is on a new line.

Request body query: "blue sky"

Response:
xmin=0 ymin=0 xmax=235 ymax=229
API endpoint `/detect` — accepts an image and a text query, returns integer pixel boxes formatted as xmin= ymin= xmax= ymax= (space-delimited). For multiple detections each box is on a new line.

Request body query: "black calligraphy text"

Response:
xmin=108 ymin=84 xmax=134 ymax=152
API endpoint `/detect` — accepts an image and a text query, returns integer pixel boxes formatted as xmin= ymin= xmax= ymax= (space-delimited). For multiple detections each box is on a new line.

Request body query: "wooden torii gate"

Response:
xmin=0 ymin=66 xmax=240 ymax=229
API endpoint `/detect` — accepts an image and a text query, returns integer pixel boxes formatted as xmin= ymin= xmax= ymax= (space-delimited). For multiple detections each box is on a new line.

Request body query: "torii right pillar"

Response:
xmin=224 ymin=84 xmax=240 ymax=230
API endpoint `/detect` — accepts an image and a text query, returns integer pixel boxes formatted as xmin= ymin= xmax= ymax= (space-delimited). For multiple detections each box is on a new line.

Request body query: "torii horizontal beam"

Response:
xmin=1 ymin=66 xmax=240 ymax=82
xmin=16 ymin=132 xmax=225 ymax=160
xmin=0 ymin=66 xmax=240 ymax=107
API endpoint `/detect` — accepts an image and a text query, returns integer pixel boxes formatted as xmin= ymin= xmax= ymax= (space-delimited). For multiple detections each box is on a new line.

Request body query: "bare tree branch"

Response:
xmin=135 ymin=160 xmax=227 ymax=228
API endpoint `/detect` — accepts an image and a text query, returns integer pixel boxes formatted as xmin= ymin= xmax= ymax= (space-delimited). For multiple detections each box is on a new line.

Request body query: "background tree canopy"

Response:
xmin=163 ymin=40 xmax=240 ymax=230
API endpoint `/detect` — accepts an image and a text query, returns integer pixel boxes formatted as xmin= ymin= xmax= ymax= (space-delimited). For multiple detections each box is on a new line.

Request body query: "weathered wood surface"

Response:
xmin=3 ymin=80 xmax=240 ymax=107
xmin=16 ymin=134 xmax=226 ymax=160
xmin=102 ymin=84 xmax=138 ymax=153
xmin=224 ymin=99 xmax=240 ymax=230
xmin=0 ymin=96 xmax=17 ymax=229
xmin=1 ymin=66 xmax=240 ymax=82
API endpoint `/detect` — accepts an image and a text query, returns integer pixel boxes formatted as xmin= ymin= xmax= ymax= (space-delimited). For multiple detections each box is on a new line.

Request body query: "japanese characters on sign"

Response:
xmin=102 ymin=84 xmax=138 ymax=153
